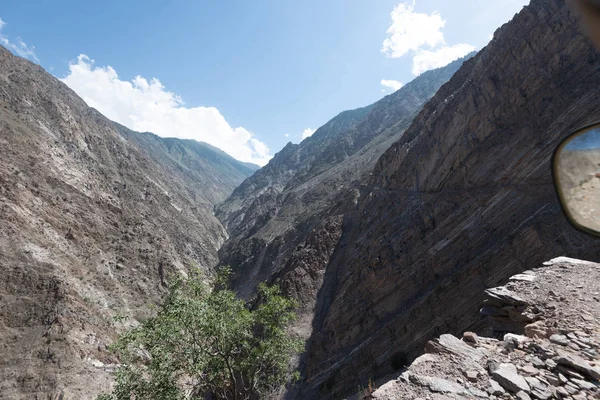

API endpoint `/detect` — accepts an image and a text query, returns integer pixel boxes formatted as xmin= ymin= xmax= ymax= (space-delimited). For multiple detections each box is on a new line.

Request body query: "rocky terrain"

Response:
xmin=370 ymin=257 xmax=600 ymax=400
xmin=115 ymin=123 xmax=259 ymax=206
xmin=216 ymin=55 xmax=473 ymax=301
xmin=295 ymin=0 xmax=600 ymax=398
xmin=3 ymin=0 xmax=600 ymax=398
xmin=0 ymin=45 xmax=256 ymax=399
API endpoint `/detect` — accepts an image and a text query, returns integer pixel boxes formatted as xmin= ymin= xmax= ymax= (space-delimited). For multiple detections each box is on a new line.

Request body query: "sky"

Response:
xmin=1 ymin=0 xmax=529 ymax=165
xmin=565 ymin=128 xmax=600 ymax=150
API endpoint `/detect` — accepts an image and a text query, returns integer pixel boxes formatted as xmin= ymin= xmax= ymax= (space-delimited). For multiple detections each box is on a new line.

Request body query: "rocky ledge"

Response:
xmin=370 ymin=257 xmax=600 ymax=400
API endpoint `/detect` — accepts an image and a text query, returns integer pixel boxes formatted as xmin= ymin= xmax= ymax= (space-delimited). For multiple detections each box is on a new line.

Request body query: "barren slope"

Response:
xmin=0 ymin=46 xmax=252 ymax=399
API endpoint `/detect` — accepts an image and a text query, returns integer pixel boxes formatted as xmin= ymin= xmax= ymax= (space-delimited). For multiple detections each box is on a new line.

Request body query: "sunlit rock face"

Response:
xmin=0 ymin=45 xmax=255 ymax=399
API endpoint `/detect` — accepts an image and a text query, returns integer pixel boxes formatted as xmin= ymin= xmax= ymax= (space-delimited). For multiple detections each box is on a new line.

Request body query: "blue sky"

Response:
xmin=1 ymin=0 xmax=528 ymax=165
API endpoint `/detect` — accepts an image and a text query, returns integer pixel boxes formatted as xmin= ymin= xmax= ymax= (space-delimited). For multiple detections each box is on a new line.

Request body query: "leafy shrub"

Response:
xmin=98 ymin=267 xmax=302 ymax=400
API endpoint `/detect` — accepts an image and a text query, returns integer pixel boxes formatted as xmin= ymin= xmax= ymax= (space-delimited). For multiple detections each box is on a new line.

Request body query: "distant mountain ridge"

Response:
xmin=216 ymin=54 xmax=474 ymax=300
xmin=114 ymin=123 xmax=259 ymax=205
xmin=219 ymin=53 xmax=475 ymax=230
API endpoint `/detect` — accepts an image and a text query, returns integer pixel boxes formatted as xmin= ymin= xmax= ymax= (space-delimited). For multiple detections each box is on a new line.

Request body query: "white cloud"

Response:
xmin=382 ymin=2 xmax=445 ymax=59
xmin=380 ymin=79 xmax=403 ymax=92
xmin=382 ymin=2 xmax=476 ymax=76
xmin=61 ymin=55 xmax=271 ymax=166
xmin=412 ymin=44 xmax=475 ymax=75
xmin=0 ymin=17 xmax=39 ymax=63
xmin=301 ymin=128 xmax=316 ymax=140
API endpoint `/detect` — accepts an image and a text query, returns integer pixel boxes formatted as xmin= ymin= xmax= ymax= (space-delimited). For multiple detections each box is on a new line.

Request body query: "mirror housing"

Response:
xmin=553 ymin=122 xmax=600 ymax=237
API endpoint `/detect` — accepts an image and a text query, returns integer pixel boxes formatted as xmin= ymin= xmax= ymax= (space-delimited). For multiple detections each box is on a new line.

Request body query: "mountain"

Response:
xmin=295 ymin=0 xmax=600 ymax=397
xmin=216 ymin=55 xmax=473 ymax=300
xmin=0 ymin=46 xmax=255 ymax=399
xmin=115 ymin=123 xmax=259 ymax=206
xmin=3 ymin=0 xmax=600 ymax=398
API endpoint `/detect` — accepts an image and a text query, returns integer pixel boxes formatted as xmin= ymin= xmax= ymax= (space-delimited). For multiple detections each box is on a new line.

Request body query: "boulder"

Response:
xmin=525 ymin=321 xmax=551 ymax=339
xmin=490 ymin=363 xmax=530 ymax=394
xmin=554 ymin=351 xmax=600 ymax=381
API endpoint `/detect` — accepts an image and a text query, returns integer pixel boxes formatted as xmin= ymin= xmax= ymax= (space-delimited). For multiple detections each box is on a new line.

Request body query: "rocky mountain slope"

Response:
xmin=2 ymin=0 xmax=600 ymax=399
xmin=0 ymin=46 xmax=255 ymax=399
xmin=115 ymin=123 xmax=259 ymax=206
xmin=297 ymin=0 xmax=600 ymax=398
xmin=216 ymin=55 xmax=472 ymax=300
xmin=371 ymin=257 xmax=600 ymax=400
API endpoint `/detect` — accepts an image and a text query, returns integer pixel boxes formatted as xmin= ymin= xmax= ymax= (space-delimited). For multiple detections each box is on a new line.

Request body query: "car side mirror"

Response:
xmin=553 ymin=123 xmax=600 ymax=237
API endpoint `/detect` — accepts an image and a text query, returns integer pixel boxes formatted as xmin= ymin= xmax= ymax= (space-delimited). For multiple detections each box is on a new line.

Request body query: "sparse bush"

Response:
xmin=97 ymin=267 xmax=302 ymax=400
xmin=111 ymin=313 xmax=127 ymax=323
xmin=357 ymin=378 xmax=376 ymax=399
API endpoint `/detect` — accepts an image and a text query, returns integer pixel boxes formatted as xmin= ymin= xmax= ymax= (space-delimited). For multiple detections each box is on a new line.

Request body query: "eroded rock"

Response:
xmin=370 ymin=259 xmax=600 ymax=400
xmin=554 ymin=351 xmax=600 ymax=381
xmin=491 ymin=363 xmax=530 ymax=394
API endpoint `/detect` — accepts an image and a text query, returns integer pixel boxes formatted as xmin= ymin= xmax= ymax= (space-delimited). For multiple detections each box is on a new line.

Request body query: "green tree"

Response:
xmin=98 ymin=267 xmax=302 ymax=400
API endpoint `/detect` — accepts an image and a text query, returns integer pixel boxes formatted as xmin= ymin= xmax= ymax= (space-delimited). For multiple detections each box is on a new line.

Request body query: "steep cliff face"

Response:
xmin=300 ymin=0 xmax=600 ymax=398
xmin=0 ymin=46 xmax=254 ymax=399
xmin=216 ymin=56 xmax=472 ymax=299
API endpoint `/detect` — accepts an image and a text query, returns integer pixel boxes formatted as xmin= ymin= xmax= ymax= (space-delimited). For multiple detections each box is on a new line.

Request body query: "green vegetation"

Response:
xmin=98 ymin=267 xmax=302 ymax=400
